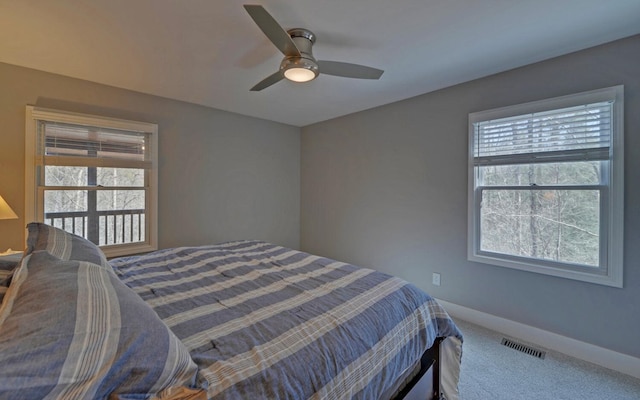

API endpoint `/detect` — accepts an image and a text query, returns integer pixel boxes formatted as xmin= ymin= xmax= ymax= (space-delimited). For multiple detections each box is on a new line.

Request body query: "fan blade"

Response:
xmin=318 ymin=61 xmax=384 ymax=79
xmin=243 ymin=5 xmax=300 ymax=57
xmin=250 ymin=70 xmax=285 ymax=91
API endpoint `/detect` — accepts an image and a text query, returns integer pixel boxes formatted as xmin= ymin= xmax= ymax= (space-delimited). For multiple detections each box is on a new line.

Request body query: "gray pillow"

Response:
xmin=0 ymin=269 xmax=11 ymax=304
xmin=0 ymin=251 xmax=202 ymax=399
xmin=0 ymin=253 xmax=22 ymax=304
xmin=26 ymin=222 xmax=111 ymax=269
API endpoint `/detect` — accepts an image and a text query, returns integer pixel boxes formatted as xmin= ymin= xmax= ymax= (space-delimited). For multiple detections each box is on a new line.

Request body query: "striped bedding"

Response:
xmin=110 ymin=240 xmax=463 ymax=399
xmin=0 ymin=251 xmax=200 ymax=400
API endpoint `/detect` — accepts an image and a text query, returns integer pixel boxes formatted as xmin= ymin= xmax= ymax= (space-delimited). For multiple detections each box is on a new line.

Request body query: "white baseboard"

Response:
xmin=436 ymin=298 xmax=640 ymax=380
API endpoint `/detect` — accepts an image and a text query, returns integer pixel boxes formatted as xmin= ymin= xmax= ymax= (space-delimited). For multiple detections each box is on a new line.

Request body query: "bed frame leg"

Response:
xmin=432 ymin=337 xmax=442 ymax=399
xmin=395 ymin=337 xmax=443 ymax=400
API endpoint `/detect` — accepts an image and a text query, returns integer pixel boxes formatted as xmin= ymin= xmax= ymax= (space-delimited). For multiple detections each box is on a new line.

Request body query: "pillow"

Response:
xmin=0 ymin=269 xmax=12 ymax=304
xmin=26 ymin=222 xmax=111 ymax=269
xmin=0 ymin=254 xmax=22 ymax=304
xmin=0 ymin=251 xmax=203 ymax=399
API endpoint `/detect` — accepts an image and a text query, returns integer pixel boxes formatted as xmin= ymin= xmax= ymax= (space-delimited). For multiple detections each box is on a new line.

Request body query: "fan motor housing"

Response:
xmin=280 ymin=28 xmax=319 ymax=81
xmin=287 ymin=28 xmax=316 ymax=58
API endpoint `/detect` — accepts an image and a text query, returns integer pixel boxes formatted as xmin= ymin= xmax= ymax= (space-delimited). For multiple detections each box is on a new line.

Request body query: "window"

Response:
xmin=25 ymin=106 xmax=158 ymax=258
xmin=467 ymin=86 xmax=624 ymax=287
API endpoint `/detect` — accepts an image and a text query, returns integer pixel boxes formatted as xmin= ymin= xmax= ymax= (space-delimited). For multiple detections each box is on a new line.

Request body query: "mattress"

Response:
xmin=109 ymin=240 xmax=463 ymax=399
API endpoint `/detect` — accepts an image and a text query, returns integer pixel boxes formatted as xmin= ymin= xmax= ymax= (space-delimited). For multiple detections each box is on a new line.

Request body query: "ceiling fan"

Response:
xmin=243 ymin=4 xmax=384 ymax=91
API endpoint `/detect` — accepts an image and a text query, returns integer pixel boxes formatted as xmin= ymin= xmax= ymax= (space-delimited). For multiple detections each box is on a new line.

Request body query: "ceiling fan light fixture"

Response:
xmin=281 ymin=57 xmax=319 ymax=83
xmin=244 ymin=5 xmax=383 ymax=91
xmin=284 ymin=67 xmax=316 ymax=82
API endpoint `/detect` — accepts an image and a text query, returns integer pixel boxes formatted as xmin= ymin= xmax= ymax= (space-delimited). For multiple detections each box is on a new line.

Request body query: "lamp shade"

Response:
xmin=0 ymin=195 xmax=18 ymax=220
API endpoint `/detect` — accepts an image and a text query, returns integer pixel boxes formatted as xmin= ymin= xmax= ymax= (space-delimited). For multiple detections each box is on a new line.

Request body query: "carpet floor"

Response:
xmin=453 ymin=317 xmax=640 ymax=399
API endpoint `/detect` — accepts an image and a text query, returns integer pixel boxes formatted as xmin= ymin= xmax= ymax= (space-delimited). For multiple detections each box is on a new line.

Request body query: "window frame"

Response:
xmin=25 ymin=106 xmax=158 ymax=258
xmin=467 ymin=86 xmax=624 ymax=287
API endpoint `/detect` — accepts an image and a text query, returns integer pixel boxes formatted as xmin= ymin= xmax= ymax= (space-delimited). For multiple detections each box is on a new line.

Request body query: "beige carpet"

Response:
xmin=453 ymin=318 xmax=640 ymax=400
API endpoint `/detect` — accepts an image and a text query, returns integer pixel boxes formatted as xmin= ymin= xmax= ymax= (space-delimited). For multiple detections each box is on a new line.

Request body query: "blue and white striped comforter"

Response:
xmin=110 ymin=240 xmax=462 ymax=399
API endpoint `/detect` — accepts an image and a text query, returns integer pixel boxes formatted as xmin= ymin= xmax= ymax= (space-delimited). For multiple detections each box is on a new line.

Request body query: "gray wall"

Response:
xmin=300 ymin=35 xmax=640 ymax=357
xmin=0 ymin=62 xmax=300 ymax=251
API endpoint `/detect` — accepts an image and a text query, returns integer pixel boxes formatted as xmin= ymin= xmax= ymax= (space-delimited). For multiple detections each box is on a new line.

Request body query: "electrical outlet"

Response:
xmin=432 ymin=272 xmax=441 ymax=286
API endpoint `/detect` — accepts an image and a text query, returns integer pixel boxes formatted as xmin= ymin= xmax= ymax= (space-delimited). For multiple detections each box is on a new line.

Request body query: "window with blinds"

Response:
xmin=25 ymin=107 xmax=158 ymax=258
xmin=467 ymin=86 xmax=624 ymax=287
xmin=473 ymin=101 xmax=611 ymax=165
xmin=41 ymin=122 xmax=149 ymax=164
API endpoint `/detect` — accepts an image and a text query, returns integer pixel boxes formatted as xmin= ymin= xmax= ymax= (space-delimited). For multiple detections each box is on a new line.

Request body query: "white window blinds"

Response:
xmin=473 ymin=101 xmax=612 ymax=166
xmin=37 ymin=121 xmax=152 ymax=169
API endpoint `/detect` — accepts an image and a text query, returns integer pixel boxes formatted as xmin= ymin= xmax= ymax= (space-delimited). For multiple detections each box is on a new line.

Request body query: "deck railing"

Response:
xmin=45 ymin=209 xmax=145 ymax=246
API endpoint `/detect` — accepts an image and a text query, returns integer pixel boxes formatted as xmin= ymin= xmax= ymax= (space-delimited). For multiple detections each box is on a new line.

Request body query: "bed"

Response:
xmin=0 ymin=223 xmax=463 ymax=400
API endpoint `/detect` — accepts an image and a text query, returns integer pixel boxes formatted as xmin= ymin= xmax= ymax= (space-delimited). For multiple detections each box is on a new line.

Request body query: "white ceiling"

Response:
xmin=1 ymin=0 xmax=639 ymax=127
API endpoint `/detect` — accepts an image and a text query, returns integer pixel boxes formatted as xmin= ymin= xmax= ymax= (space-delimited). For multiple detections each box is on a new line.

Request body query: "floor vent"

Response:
xmin=501 ymin=338 xmax=546 ymax=359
